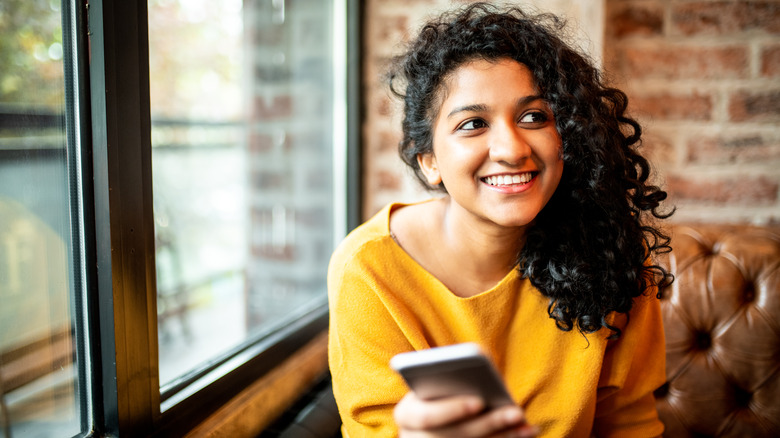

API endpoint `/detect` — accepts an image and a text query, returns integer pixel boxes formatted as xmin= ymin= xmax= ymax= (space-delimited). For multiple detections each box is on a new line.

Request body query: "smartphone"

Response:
xmin=390 ymin=343 xmax=515 ymax=409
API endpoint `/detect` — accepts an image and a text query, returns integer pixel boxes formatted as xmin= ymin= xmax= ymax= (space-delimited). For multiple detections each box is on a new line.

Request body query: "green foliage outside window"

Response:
xmin=0 ymin=0 xmax=65 ymax=108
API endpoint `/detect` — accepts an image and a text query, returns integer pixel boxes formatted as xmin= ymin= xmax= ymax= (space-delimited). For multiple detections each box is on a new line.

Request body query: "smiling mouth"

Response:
xmin=481 ymin=172 xmax=536 ymax=187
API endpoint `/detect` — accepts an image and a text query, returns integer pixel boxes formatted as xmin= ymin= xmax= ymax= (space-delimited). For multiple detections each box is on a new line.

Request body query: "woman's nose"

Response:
xmin=488 ymin=123 xmax=531 ymax=166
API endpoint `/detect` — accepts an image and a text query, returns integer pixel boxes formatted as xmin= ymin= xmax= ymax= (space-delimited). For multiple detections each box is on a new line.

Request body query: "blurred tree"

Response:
xmin=0 ymin=0 xmax=64 ymax=108
xmin=148 ymin=0 xmax=243 ymax=121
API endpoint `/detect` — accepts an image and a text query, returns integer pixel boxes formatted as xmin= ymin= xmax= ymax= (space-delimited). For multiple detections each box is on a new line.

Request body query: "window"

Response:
xmin=147 ymin=0 xmax=344 ymax=392
xmin=0 ymin=1 xmax=86 ymax=436
xmin=0 ymin=0 xmax=359 ymax=435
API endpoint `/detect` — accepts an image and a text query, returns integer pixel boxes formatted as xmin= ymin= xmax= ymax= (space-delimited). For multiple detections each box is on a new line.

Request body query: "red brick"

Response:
xmin=248 ymin=132 xmax=290 ymax=154
xmin=672 ymin=2 xmax=780 ymax=36
xmin=630 ymin=93 xmax=714 ymax=121
xmin=253 ymin=95 xmax=292 ymax=119
xmin=641 ymin=133 xmax=675 ymax=165
xmin=376 ymin=169 xmax=401 ymax=190
xmin=251 ymin=244 xmax=295 ymax=261
xmin=616 ymin=46 xmax=748 ymax=79
xmin=729 ymin=89 xmax=780 ymax=122
xmin=377 ymin=94 xmax=394 ymax=117
xmin=761 ymin=45 xmax=780 ymax=77
xmin=667 ymin=175 xmax=779 ymax=204
xmin=249 ymin=133 xmax=274 ymax=153
xmin=608 ymin=3 xmax=664 ymax=38
xmin=372 ymin=15 xmax=409 ymax=46
xmin=687 ymin=135 xmax=778 ymax=164
xmin=377 ymin=129 xmax=401 ymax=153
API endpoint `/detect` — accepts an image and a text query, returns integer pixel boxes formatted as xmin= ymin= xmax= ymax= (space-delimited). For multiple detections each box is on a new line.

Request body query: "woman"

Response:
xmin=328 ymin=3 xmax=673 ymax=437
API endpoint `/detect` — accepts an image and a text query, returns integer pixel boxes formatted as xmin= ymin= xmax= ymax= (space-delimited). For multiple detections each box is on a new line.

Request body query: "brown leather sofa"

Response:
xmin=655 ymin=224 xmax=780 ymax=437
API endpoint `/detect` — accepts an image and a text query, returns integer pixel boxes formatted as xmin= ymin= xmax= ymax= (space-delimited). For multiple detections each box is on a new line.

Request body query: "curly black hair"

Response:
xmin=388 ymin=3 xmax=674 ymax=337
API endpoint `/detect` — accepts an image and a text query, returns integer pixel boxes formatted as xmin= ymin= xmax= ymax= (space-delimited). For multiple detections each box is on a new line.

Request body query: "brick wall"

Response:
xmin=605 ymin=0 xmax=780 ymax=224
xmin=361 ymin=0 xmax=453 ymax=219
xmin=362 ymin=0 xmax=780 ymax=224
xmin=246 ymin=0 xmax=335 ymax=327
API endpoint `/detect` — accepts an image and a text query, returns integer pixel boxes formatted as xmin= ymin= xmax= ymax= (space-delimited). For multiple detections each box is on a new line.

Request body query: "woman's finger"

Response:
xmin=395 ymin=392 xmax=484 ymax=431
xmin=429 ymin=405 xmax=534 ymax=438
xmin=396 ymin=392 xmax=538 ymax=438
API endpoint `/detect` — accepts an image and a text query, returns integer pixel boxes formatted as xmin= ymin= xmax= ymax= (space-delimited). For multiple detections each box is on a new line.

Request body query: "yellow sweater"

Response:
xmin=328 ymin=202 xmax=666 ymax=438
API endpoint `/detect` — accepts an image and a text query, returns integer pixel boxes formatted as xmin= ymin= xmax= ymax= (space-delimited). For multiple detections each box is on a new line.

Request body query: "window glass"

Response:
xmin=0 ymin=0 xmax=83 ymax=436
xmin=148 ymin=0 xmax=336 ymax=389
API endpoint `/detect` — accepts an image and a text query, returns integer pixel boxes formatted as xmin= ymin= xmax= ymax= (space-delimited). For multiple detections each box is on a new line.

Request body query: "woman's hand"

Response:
xmin=394 ymin=392 xmax=538 ymax=438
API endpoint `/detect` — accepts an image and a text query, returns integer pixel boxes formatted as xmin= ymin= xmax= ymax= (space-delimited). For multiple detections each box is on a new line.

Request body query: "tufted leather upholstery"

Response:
xmin=654 ymin=224 xmax=780 ymax=437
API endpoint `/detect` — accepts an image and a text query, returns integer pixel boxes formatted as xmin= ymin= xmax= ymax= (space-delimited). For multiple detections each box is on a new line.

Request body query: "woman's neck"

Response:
xmin=391 ymin=197 xmax=527 ymax=297
xmin=438 ymin=197 xmax=526 ymax=284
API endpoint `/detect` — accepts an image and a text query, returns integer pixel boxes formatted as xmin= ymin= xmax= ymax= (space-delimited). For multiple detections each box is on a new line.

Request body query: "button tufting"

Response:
xmin=653 ymin=382 xmax=669 ymax=399
xmin=700 ymin=241 xmax=720 ymax=257
xmin=742 ymin=282 xmax=755 ymax=303
xmin=734 ymin=386 xmax=752 ymax=409
xmin=710 ymin=241 xmax=722 ymax=255
xmin=657 ymin=224 xmax=780 ymax=437
xmin=694 ymin=331 xmax=712 ymax=350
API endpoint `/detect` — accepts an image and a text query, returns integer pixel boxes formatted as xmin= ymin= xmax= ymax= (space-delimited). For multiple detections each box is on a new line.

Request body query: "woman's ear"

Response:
xmin=417 ymin=153 xmax=442 ymax=186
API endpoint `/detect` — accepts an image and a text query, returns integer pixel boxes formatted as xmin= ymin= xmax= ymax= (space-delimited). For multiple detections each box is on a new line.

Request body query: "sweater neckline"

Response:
xmin=381 ymin=200 xmax=520 ymax=301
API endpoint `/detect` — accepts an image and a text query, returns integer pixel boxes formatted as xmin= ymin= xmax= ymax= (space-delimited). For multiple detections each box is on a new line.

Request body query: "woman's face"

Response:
xmin=418 ymin=58 xmax=563 ymax=231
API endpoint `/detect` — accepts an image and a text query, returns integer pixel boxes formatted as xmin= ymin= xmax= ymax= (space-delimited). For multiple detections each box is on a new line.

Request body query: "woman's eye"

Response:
xmin=519 ymin=111 xmax=549 ymax=124
xmin=459 ymin=119 xmax=487 ymax=131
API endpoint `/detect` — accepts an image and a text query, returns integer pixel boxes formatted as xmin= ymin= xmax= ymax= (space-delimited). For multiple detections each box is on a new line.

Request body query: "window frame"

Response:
xmin=79 ymin=0 xmax=361 ymax=435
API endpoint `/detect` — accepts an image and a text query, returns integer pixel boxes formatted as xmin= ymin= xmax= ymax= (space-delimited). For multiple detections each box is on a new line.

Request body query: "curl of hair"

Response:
xmin=388 ymin=2 xmax=674 ymax=338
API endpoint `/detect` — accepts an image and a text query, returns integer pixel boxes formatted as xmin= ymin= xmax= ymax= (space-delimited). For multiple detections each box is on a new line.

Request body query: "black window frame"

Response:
xmin=71 ymin=0 xmax=362 ymax=435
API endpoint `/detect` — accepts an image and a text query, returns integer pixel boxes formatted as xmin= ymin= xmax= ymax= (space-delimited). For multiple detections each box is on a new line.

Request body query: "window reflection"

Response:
xmin=0 ymin=0 xmax=81 ymax=436
xmin=149 ymin=0 xmax=336 ymax=389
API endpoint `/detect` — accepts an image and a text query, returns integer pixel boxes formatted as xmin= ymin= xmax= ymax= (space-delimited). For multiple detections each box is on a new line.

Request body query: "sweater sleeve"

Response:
xmin=327 ymin=242 xmax=412 ymax=438
xmin=592 ymin=292 xmax=666 ymax=438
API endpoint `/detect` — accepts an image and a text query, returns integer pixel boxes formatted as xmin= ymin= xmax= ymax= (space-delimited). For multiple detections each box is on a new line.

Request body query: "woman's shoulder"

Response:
xmin=388 ymin=198 xmax=442 ymax=255
xmin=329 ymin=199 xmax=440 ymax=276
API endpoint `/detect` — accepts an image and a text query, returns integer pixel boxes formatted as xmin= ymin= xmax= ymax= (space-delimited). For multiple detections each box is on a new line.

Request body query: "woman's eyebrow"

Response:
xmin=446 ymin=103 xmax=488 ymax=119
xmin=445 ymin=95 xmax=545 ymax=119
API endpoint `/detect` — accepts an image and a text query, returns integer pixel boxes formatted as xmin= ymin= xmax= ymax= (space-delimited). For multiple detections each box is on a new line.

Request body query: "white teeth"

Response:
xmin=484 ymin=173 xmax=532 ymax=186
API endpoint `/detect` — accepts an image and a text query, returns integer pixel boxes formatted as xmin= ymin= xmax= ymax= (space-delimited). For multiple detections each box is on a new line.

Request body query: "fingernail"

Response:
xmin=504 ymin=407 xmax=522 ymax=423
xmin=466 ymin=397 xmax=484 ymax=412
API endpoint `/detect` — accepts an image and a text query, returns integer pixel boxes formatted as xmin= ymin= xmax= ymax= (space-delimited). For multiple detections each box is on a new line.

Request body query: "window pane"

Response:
xmin=0 ymin=0 xmax=83 ymax=436
xmin=148 ymin=0 xmax=336 ymax=389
